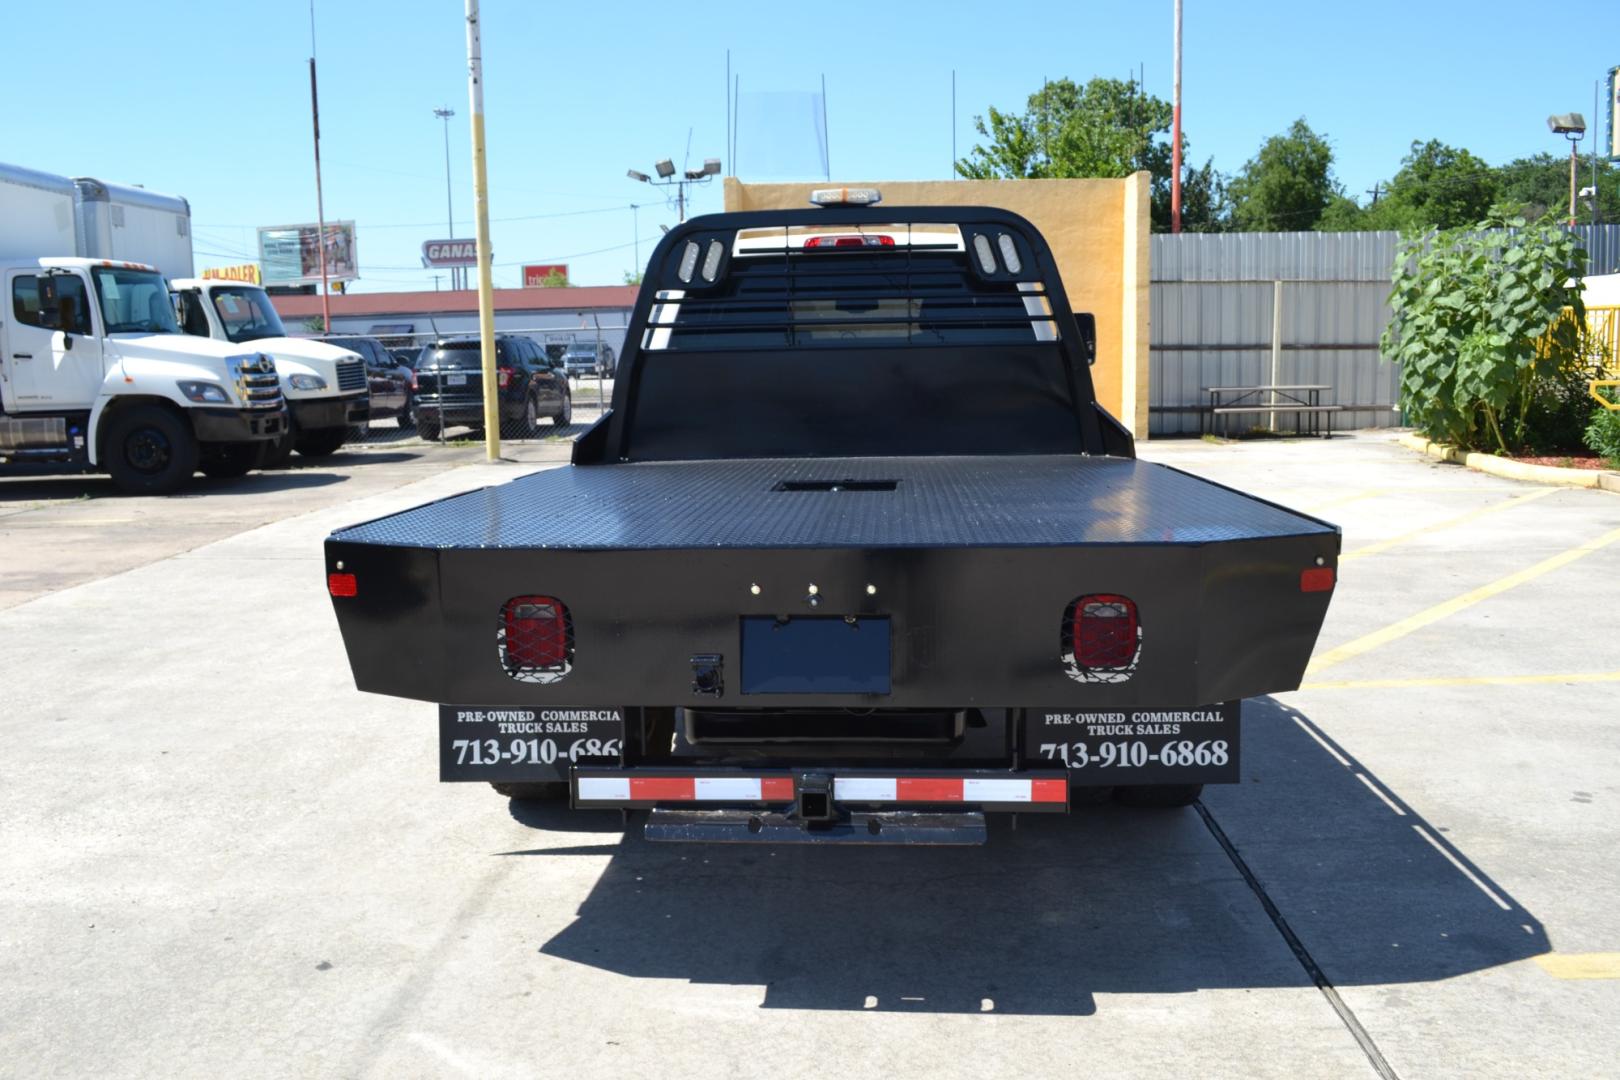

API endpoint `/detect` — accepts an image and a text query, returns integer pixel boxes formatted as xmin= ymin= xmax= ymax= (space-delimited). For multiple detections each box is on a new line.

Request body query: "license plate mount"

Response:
xmin=740 ymin=616 xmax=891 ymax=695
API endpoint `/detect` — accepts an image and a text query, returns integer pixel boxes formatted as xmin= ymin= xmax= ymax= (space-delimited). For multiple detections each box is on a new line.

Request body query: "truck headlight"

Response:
xmin=177 ymin=381 xmax=231 ymax=404
xmin=288 ymin=374 xmax=328 ymax=391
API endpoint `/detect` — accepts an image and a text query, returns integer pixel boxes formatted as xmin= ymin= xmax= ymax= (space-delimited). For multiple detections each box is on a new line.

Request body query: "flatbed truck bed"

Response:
xmin=326 ymin=197 xmax=1338 ymax=843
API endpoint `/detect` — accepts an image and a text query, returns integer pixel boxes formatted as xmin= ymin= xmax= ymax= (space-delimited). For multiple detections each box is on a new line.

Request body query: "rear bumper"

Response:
xmin=572 ymin=766 xmax=1070 ymax=812
xmin=191 ymin=406 xmax=289 ymax=443
xmin=291 ymin=392 xmax=369 ymax=432
xmin=415 ymin=396 xmax=522 ymax=425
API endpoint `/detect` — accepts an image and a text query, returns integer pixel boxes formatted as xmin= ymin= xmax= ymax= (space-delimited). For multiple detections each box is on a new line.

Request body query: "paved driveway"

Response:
xmin=1 ymin=432 xmax=1616 ymax=1078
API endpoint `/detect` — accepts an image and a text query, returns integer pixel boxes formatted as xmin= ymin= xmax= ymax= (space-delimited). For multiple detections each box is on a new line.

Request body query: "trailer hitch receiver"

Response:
xmin=797 ymin=772 xmax=835 ymax=821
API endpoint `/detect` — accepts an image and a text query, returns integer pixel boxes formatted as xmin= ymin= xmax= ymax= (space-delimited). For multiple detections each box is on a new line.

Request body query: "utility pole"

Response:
xmin=1170 ymin=0 xmax=1183 ymax=233
xmin=465 ymin=0 xmax=499 ymax=461
xmin=1366 ymin=182 xmax=1382 ymax=206
xmin=308 ymin=2 xmax=330 ymax=332
xmin=434 ymin=106 xmax=457 ymax=288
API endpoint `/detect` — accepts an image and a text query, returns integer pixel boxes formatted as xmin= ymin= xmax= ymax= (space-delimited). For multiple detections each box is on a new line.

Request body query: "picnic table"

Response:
xmin=1201 ymin=384 xmax=1340 ymax=438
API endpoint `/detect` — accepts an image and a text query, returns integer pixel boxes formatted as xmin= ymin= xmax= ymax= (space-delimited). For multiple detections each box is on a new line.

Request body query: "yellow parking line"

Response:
xmin=1307 ymin=524 xmax=1620 ymax=674
xmin=1341 ymin=488 xmax=1558 ymax=561
xmin=1300 ymin=488 xmax=1389 ymax=513
xmin=1534 ymin=953 xmax=1620 ymax=980
xmin=1299 ymin=671 xmax=1620 ymax=691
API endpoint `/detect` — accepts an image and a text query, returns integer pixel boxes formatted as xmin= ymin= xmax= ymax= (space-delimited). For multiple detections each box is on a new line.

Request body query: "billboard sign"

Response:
xmin=257 ymin=221 xmax=357 ymax=285
xmin=201 ymin=263 xmax=262 ymax=285
xmin=422 ymin=239 xmax=480 ymax=267
xmin=522 ymin=263 xmax=569 ymax=287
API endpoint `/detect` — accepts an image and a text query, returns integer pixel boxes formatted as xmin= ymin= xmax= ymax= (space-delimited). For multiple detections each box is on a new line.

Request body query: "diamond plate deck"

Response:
xmin=330 ymin=455 xmax=1334 ymax=551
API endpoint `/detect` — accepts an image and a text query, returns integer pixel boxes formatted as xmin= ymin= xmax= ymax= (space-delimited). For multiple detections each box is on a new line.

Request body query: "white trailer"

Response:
xmin=73 ymin=177 xmax=195 ymax=279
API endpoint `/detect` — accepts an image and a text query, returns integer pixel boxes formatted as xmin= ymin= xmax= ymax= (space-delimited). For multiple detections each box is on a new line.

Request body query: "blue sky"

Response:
xmin=5 ymin=0 xmax=1616 ymax=291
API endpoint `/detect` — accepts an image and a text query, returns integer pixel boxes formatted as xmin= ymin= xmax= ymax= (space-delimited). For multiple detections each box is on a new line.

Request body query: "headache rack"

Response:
xmin=644 ymin=222 xmax=1060 ymax=352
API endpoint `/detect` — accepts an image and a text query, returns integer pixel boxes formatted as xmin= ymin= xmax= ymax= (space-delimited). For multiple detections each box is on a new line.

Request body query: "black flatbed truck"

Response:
xmin=326 ymin=196 xmax=1338 ymax=844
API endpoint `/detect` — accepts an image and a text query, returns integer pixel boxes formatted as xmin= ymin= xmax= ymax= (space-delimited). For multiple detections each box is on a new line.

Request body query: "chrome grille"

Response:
xmin=241 ymin=369 xmax=284 ymax=409
xmin=335 ymin=359 xmax=366 ymax=393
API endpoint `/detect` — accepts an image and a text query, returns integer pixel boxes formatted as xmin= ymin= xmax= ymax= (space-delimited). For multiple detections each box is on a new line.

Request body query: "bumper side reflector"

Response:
xmin=327 ymin=572 xmax=357 ymax=597
xmin=1301 ymin=567 xmax=1336 ymax=592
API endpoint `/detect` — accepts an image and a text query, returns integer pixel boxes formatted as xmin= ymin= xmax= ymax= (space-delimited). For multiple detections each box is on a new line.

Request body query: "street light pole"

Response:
xmin=434 ymin=106 xmax=457 ymax=289
xmin=628 ymin=157 xmax=721 ymax=229
xmin=1548 ymin=114 xmax=1588 ymax=229
xmin=1171 ymin=0 xmax=1183 ymax=234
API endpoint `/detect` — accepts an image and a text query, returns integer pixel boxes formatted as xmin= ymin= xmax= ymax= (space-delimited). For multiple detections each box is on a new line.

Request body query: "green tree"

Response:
xmin=1226 ymin=119 xmax=1340 ymax=231
xmin=1361 ymin=140 xmax=1498 ymax=232
xmin=1316 ymin=193 xmax=1367 ymax=232
xmin=537 ymin=268 xmax=570 ymax=288
xmin=622 ymin=270 xmax=644 ymax=285
xmin=955 ymin=76 xmax=1223 ymax=232
xmin=1496 ymin=152 xmax=1620 ymax=223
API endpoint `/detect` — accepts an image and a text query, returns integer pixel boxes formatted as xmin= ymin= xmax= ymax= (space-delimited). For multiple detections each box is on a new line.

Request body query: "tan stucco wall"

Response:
xmin=724 ymin=175 xmax=1152 ymax=437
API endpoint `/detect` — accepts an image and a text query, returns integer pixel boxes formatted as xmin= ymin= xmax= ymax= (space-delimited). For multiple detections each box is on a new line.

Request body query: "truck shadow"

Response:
xmin=527 ymin=696 xmax=1546 ymax=1015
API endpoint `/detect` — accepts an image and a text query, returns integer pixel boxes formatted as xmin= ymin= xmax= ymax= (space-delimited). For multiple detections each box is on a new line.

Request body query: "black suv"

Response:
xmin=413 ymin=334 xmax=572 ymax=440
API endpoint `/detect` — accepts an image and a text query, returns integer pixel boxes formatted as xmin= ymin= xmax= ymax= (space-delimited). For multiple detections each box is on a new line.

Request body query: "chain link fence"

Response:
xmin=266 ymin=325 xmax=626 ymax=460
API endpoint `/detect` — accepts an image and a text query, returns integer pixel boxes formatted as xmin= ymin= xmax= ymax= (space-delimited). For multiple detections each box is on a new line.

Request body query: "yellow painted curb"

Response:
xmin=1394 ymin=432 xmax=1620 ymax=492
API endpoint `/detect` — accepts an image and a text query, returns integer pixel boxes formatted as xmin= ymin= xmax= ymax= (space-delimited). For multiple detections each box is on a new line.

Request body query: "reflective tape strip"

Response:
xmin=962 ymin=778 xmax=1030 ymax=802
xmin=576 ymin=777 xmax=630 ymax=801
xmin=694 ymin=777 xmax=765 ymax=800
xmin=579 ymin=774 xmax=1065 ymax=805
xmin=578 ymin=775 xmax=797 ymax=802
xmin=835 ymin=777 xmax=897 ymax=802
xmin=841 ymin=777 xmax=1069 ymax=804
xmin=897 ymin=777 xmax=964 ymax=802
xmin=629 ymin=776 xmax=695 ymax=801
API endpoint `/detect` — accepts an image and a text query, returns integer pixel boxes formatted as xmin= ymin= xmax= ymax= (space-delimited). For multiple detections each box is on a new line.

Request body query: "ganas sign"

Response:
xmin=421 ymin=239 xmax=482 ymax=268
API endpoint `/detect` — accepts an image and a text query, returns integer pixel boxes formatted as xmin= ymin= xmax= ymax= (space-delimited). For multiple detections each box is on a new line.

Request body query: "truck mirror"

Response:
xmin=58 ymin=297 xmax=77 ymax=345
xmin=1076 ymin=313 xmax=1097 ymax=366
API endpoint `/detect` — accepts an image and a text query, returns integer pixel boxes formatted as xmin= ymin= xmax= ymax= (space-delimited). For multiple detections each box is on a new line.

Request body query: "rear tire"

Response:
xmin=1114 ymin=784 xmax=1203 ymax=808
xmin=104 ymin=405 xmax=198 ymax=495
xmin=552 ymin=392 xmax=572 ymax=427
xmin=294 ymin=428 xmax=347 ymax=458
xmin=491 ymin=782 xmax=569 ymax=800
xmin=197 ymin=441 xmax=260 ymax=479
xmin=415 ymin=418 xmax=441 ymax=441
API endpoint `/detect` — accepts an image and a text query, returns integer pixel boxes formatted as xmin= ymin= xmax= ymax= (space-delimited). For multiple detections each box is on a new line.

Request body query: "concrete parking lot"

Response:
xmin=1 ymin=431 xmax=1617 ymax=1079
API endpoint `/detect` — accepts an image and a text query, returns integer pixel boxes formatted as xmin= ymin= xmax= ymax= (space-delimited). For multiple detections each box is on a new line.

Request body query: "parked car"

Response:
xmin=391 ymin=346 xmax=421 ymax=369
xmin=561 ymin=339 xmax=615 ymax=377
xmin=327 ymin=336 xmax=412 ymax=427
xmin=412 ymin=334 xmax=571 ymax=440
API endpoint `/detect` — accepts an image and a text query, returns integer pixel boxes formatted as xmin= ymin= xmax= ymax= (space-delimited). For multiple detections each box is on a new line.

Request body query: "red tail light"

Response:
xmin=1068 ymin=594 xmax=1140 ymax=671
xmin=497 ymin=365 xmax=514 ymax=389
xmin=327 ymin=572 xmax=357 ymax=597
xmin=500 ymin=595 xmax=572 ymax=677
xmin=804 ymin=234 xmax=895 ymax=249
xmin=1301 ymin=567 xmax=1335 ymax=593
xmin=410 ymin=371 xmax=419 ymax=390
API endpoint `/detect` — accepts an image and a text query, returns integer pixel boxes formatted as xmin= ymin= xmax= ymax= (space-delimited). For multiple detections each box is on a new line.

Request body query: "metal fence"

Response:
xmin=281 ymin=325 xmax=625 ymax=455
xmin=1148 ymin=225 xmax=1620 ymax=438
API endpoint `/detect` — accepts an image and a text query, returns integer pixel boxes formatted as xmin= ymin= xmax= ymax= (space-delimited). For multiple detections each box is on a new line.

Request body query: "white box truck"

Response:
xmin=70 ymin=175 xmax=369 ymax=462
xmin=1 ymin=162 xmax=287 ymax=493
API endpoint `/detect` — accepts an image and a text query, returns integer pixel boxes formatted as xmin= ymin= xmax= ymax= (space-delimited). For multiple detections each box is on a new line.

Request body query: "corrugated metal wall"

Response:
xmin=1148 ymin=225 xmax=1620 ymax=437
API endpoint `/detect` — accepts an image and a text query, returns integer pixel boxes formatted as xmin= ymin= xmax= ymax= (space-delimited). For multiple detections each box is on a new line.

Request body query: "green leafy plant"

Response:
xmin=1382 ymin=210 xmax=1586 ymax=453
xmin=1585 ymin=407 xmax=1620 ymax=468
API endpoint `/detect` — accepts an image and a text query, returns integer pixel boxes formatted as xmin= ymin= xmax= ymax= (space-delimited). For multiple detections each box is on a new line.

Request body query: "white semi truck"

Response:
xmin=1 ymin=162 xmax=287 ymax=492
xmin=67 ymin=173 xmax=369 ymax=463
xmin=171 ymin=278 xmax=368 ymax=461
